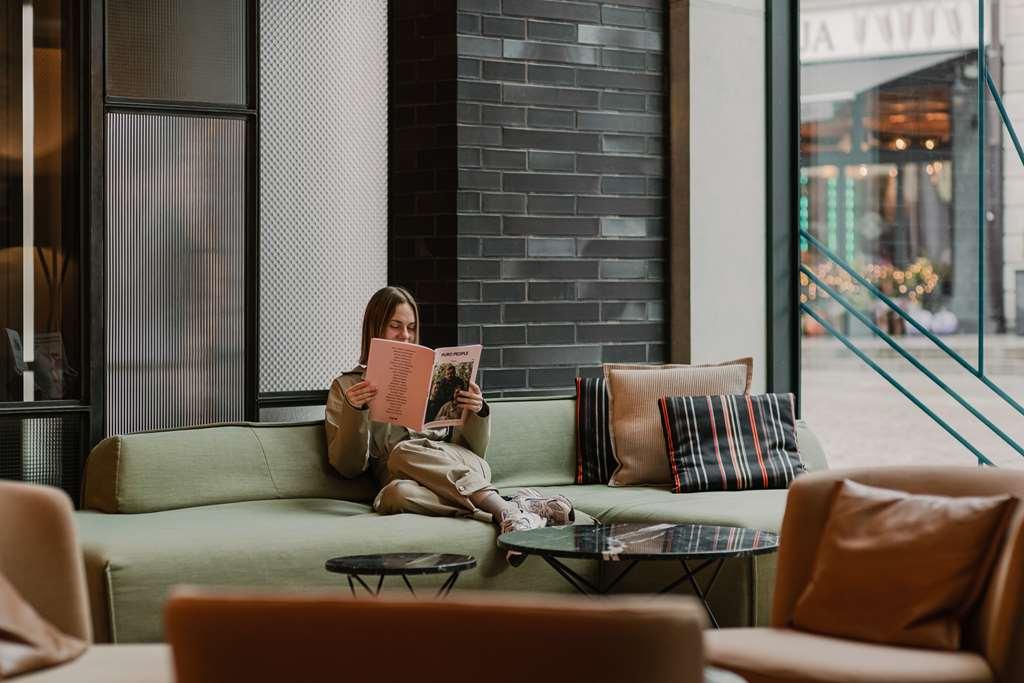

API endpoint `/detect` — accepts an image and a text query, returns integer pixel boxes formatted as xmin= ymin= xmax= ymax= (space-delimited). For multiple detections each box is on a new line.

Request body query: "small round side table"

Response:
xmin=325 ymin=552 xmax=476 ymax=598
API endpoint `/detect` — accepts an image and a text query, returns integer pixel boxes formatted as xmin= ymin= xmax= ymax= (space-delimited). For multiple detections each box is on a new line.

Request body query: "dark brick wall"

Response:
xmin=389 ymin=0 xmax=666 ymax=396
xmin=389 ymin=1 xmax=460 ymax=348
xmin=455 ymin=0 xmax=666 ymax=397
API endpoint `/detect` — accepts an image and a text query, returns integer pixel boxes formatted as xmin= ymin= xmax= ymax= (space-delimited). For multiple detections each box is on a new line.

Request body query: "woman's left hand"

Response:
xmin=456 ymin=382 xmax=485 ymax=414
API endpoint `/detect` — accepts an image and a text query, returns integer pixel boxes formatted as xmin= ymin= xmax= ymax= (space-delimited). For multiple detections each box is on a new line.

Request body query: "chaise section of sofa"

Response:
xmin=76 ymin=396 xmax=827 ymax=643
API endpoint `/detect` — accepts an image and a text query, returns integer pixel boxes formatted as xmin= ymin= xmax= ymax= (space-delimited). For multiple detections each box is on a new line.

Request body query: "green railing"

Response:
xmin=800 ymin=0 xmax=1024 ymax=466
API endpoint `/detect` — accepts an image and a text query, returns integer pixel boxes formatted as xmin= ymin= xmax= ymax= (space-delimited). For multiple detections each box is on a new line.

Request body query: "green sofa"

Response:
xmin=75 ymin=396 xmax=828 ymax=643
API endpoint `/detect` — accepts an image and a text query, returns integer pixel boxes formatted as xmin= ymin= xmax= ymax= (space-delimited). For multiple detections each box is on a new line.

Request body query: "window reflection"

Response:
xmin=0 ymin=0 xmax=80 ymax=402
xmin=800 ymin=49 xmax=979 ymax=336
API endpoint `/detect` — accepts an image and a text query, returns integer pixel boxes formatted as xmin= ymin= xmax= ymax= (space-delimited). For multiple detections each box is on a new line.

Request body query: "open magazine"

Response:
xmin=364 ymin=338 xmax=482 ymax=432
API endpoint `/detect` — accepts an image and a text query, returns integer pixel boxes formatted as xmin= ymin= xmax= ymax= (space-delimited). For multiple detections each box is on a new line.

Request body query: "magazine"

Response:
xmin=364 ymin=338 xmax=483 ymax=432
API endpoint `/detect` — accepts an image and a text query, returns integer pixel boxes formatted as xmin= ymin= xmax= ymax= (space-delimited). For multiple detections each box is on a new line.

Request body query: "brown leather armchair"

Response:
xmin=166 ymin=588 xmax=708 ymax=683
xmin=0 ymin=481 xmax=172 ymax=682
xmin=706 ymin=467 xmax=1024 ymax=683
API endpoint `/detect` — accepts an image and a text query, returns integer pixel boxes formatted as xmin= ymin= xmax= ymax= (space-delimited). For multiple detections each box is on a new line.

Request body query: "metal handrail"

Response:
xmin=795 ymin=4 xmax=1019 ymax=468
xmin=802 ymin=266 xmax=1024 ymax=460
xmin=801 ymin=304 xmax=994 ymax=466
xmin=987 ymin=70 xmax=1024 ymax=170
xmin=978 ymin=0 xmax=986 ymax=375
xmin=801 ymin=229 xmax=1024 ymax=419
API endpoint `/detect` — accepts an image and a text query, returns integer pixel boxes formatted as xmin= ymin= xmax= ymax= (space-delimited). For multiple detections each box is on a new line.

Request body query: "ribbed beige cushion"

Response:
xmin=605 ymin=360 xmax=752 ymax=486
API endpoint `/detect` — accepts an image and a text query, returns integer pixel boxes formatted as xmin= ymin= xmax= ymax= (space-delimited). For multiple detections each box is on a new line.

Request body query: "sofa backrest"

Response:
xmin=486 ymin=396 xmax=578 ymax=488
xmin=82 ymin=397 xmax=829 ymax=513
xmin=82 ymin=422 xmax=377 ymax=513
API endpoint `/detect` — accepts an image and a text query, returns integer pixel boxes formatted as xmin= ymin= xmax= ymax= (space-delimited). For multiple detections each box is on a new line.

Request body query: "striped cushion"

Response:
xmin=574 ymin=377 xmax=615 ymax=484
xmin=658 ymin=393 xmax=806 ymax=493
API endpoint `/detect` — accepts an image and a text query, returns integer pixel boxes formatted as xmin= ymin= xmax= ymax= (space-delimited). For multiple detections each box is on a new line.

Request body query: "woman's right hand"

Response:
xmin=345 ymin=380 xmax=378 ymax=409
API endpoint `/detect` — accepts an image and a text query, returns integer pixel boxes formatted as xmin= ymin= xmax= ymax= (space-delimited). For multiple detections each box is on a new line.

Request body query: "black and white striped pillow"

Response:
xmin=574 ymin=377 xmax=616 ymax=485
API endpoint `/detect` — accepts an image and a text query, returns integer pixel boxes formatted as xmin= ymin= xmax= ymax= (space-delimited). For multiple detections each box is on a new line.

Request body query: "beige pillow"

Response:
xmin=604 ymin=359 xmax=752 ymax=486
xmin=792 ymin=479 xmax=1016 ymax=650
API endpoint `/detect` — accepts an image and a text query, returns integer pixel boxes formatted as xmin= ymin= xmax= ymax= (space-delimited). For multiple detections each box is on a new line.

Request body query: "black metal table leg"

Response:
xmin=352 ymin=574 xmax=376 ymax=596
xmin=543 ymin=556 xmax=603 ymax=595
xmin=435 ymin=571 xmax=461 ymax=598
xmin=680 ymin=558 xmax=726 ymax=629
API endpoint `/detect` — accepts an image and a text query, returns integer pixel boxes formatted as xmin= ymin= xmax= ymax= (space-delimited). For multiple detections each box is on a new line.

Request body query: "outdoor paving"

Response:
xmin=801 ymin=334 xmax=1024 ymax=470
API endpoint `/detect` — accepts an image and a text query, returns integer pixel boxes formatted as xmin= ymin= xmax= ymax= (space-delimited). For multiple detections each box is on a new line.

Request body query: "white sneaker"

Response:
xmin=499 ymin=508 xmax=546 ymax=535
xmin=511 ymin=488 xmax=575 ymax=526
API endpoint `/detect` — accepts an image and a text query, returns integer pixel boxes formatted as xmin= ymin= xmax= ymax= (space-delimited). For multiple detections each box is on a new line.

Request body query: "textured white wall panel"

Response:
xmin=689 ymin=0 xmax=767 ymax=391
xmin=259 ymin=0 xmax=388 ymax=393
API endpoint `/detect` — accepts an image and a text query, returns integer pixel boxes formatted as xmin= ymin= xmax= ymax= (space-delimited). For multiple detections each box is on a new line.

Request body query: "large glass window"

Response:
xmin=799 ymin=0 xmax=1024 ymax=468
xmin=0 ymin=0 xmax=81 ymax=402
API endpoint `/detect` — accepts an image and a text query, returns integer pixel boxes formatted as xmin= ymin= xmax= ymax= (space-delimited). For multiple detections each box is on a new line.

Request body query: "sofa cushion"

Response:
xmin=658 ymin=393 xmax=805 ymax=494
xmin=75 ymin=500 xmax=596 ymax=643
xmin=604 ymin=361 xmax=752 ymax=487
xmin=82 ymin=423 xmax=378 ymax=513
xmin=486 ymin=397 xmax=577 ymax=489
xmin=574 ymin=377 xmax=616 ymax=485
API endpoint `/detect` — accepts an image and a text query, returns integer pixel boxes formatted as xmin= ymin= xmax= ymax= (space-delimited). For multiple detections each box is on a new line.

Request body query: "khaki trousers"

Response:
xmin=372 ymin=438 xmax=496 ymax=523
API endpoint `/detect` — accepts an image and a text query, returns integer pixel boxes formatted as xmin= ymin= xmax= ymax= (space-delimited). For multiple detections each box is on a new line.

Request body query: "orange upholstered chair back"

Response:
xmin=166 ymin=588 xmax=707 ymax=683
xmin=772 ymin=467 xmax=1024 ymax=682
xmin=0 ymin=480 xmax=92 ymax=641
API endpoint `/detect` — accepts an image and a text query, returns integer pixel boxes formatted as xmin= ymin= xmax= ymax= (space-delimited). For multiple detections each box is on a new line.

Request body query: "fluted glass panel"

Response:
xmin=259 ymin=0 xmax=388 ymax=393
xmin=106 ymin=112 xmax=245 ymax=435
xmin=0 ymin=414 xmax=83 ymax=503
xmin=106 ymin=0 xmax=246 ymax=105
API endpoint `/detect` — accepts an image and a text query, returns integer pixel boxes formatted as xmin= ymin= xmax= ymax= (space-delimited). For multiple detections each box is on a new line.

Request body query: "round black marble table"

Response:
xmin=325 ymin=552 xmax=476 ymax=598
xmin=498 ymin=523 xmax=779 ymax=628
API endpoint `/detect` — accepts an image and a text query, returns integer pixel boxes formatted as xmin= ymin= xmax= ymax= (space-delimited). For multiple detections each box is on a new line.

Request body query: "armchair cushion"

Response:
xmin=0 ymin=571 xmax=86 ymax=678
xmin=705 ymin=627 xmax=993 ymax=683
xmin=791 ymin=480 xmax=1016 ymax=650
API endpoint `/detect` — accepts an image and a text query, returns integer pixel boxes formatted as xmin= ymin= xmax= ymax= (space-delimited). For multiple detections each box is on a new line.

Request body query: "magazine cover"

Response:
xmin=365 ymin=339 xmax=482 ymax=431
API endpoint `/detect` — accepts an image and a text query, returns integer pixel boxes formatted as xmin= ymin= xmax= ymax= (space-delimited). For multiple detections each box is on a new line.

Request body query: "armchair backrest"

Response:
xmin=166 ymin=588 xmax=707 ymax=683
xmin=772 ymin=467 xmax=1024 ymax=681
xmin=0 ymin=481 xmax=92 ymax=641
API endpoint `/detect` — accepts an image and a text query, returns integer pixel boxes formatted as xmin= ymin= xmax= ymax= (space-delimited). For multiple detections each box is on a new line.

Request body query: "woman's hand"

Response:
xmin=345 ymin=380 xmax=378 ymax=409
xmin=456 ymin=382 xmax=485 ymax=415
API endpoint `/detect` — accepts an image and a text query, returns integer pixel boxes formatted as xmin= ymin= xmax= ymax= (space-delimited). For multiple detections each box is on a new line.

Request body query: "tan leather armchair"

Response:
xmin=706 ymin=467 xmax=1024 ymax=683
xmin=166 ymin=588 xmax=708 ymax=683
xmin=0 ymin=481 xmax=172 ymax=682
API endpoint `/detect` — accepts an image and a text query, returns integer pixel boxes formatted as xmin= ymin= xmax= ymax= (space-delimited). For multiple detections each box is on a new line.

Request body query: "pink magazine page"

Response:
xmin=364 ymin=339 xmax=434 ymax=431
xmin=423 ymin=345 xmax=482 ymax=429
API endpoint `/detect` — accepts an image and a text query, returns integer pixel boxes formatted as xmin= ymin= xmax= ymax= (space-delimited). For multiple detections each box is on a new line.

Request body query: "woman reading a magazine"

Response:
xmin=325 ymin=286 xmax=575 ymax=539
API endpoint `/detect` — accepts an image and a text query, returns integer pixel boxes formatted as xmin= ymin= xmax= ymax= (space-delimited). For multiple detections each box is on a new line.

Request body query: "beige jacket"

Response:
xmin=325 ymin=366 xmax=491 ymax=479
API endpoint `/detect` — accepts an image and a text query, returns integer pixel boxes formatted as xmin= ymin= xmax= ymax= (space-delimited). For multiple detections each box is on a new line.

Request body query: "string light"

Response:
xmin=801 ymin=258 xmax=941 ymax=305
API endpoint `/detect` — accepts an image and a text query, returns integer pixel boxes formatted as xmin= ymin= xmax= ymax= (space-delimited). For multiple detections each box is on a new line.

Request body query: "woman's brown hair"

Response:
xmin=359 ymin=286 xmax=420 ymax=364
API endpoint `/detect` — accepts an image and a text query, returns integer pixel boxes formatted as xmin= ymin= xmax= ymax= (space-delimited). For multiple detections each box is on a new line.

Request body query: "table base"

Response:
xmin=542 ymin=556 xmax=727 ymax=628
xmin=344 ymin=570 xmax=463 ymax=598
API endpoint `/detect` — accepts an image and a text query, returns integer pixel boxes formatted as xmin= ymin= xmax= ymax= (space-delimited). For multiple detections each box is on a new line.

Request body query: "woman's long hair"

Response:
xmin=359 ymin=286 xmax=420 ymax=365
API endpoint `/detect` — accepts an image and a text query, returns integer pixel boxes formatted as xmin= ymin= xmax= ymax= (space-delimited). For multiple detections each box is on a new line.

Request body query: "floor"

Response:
xmin=801 ymin=333 xmax=1024 ymax=469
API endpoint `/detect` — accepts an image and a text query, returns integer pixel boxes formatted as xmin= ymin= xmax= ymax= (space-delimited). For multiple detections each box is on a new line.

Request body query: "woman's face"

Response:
xmin=382 ymin=303 xmax=417 ymax=344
